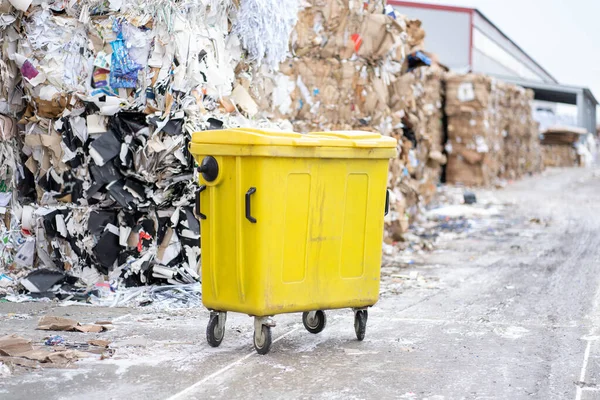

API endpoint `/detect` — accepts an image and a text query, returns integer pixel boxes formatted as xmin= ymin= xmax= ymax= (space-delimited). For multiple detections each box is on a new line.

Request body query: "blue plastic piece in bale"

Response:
xmin=385 ymin=5 xmax=397 ymax=19
xmin=110 ymin=39 xmax=142 ymax=88
xmin=90 ymin=87 xmax=118 ymax=97
xmin=407 ymin=51 xmax=432 ymax=72
xmin=110 ymin=20 xmax=142 ymax=89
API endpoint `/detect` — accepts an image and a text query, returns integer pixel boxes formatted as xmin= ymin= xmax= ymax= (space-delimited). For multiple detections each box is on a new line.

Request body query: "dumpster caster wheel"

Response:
xmin=206 ymin=312 xmax=226 ymax=347
xmin=254 ymin=325 xmax=272 ymax=355
xmin=354 ymin=309 xmax=368 ymax=341
xmin=302 ymin=311 xmax=327 ymax=334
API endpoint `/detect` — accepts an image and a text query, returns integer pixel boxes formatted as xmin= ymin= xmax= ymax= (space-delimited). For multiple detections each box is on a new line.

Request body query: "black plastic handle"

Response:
xmin=195 ymin=185 xmax=207 ymax=220
xmin=245 ymin=187 xmax=256 ymax=223
xmin=384 ymin=189 xmax=390 ymax=216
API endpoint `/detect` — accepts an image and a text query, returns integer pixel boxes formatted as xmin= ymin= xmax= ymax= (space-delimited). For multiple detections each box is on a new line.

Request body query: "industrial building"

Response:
xmin=389 ymin=1 xmax=598 ymax=134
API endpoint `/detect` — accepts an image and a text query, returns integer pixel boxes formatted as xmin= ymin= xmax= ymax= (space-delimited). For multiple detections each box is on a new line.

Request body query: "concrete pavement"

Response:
xmin=1 ymin=167 xmax=600 ymax=400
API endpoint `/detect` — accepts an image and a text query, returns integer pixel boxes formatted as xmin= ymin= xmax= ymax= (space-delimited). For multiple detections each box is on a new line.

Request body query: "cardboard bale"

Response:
xmin=445 ymin=72 xmax=543 ymax=186
xmin=446 ymin=154 xmax=487 ymax=186
xmin=445 ymin=74 xmax=494 ymax=117
xmin=292 ymin=1 xmax=404 ymax=61
xmin=500 ymin=86 xmax=542 ymax=180
xmin=541 ymin=127 xmax=587 ymax=145
xmin=276 ymin=58 xmax=371 ymax=130
xmin=385 ymin=64 xmax=445 ymax=237
xmin=262 ymin=2 xmax=428 ymax=138
xmin=542 ymin=144 xmax=579 ymax=167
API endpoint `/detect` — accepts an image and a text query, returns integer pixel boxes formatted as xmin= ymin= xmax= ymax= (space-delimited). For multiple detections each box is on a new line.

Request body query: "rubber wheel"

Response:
xmin=206 ymin=314 xmax=224 ymax=347
xmin=354 ymin=310 xmax=368 ymax=341
xmin=254 ymin=325 xmax=272 ymax=355
xmin=302 ymin=311 xmax=327 ymax=334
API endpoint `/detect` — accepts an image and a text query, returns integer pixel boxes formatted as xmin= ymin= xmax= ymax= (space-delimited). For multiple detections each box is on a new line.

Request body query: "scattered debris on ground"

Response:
xmin=0 ymin=333 xmax=111 ymax=372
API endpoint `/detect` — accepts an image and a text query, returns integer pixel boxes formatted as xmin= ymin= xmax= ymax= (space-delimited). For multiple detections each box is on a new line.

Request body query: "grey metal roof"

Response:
xmin=497 ymin=76 xmax=598 ymax=107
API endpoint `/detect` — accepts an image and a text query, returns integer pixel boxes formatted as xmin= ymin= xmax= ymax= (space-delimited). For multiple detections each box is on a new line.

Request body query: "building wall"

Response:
xmin=472 ymin=48 xmax=523 ymax=80
xmin=391 ymin=3 xmax=556 ymax=85
xmin=471 ymin=28 xmax=544 ymax=82
xmin=392 ymin=5 xmax=471 ymax=71
xmin=471 ymin=13 xmax=555 ymax=84
xmin=579 ymin=93 xmax=597 ymax=134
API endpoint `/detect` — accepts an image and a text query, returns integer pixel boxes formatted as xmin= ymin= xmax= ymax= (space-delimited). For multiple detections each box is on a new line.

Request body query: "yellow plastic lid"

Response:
xmin=306 ymin=131 xmax=395 ymax=148
xmin=190 ymin=128 xmax=397 ymax=159
xmin=192 ymin=128 xmax=396 ymax=148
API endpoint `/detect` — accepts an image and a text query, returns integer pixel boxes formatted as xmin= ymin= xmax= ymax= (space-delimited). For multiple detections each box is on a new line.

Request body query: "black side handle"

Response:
xmin=245 ymin=187 xmax=257 ymax=223
xmin=195 ymin=185 xmax=207 ymax=220
xmin=384 ymin=189 xmax=390 ymax=216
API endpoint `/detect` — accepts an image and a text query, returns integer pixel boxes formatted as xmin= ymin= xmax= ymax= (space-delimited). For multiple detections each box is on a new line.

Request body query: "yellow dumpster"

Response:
xmin=189 ymin=128 xmax=396 ymax=354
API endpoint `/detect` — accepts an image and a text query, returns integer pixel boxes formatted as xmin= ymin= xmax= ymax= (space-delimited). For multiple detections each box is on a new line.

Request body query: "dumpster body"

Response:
xmin=190 ymin=128 xmax=396 ymax=354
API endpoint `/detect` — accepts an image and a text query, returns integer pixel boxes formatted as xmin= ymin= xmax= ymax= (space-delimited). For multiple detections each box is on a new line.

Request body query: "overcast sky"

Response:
xmin=400 ymin=0 xmax=600 ymax=104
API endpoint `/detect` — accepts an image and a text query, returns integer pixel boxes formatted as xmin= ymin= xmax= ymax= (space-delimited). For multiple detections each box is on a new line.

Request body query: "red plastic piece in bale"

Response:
xmin=137 ymin=231 xmax=152 ymax=252
xmin=350 ymin=33 xmax=363 ymax=52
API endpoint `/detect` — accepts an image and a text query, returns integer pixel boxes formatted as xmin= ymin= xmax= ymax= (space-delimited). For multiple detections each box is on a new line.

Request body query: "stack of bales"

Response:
xmin=444 ymin=73 xmax=543 ymax=186
xmin=386 ymin=64 xmax=445 ymax=240
xmin=500 ymin=85 xmax=543 ymax=180
xmin=257 ymin=0 xmax=411 ymax=136
xmin=444 ymin=74 xmax=504 ymax=186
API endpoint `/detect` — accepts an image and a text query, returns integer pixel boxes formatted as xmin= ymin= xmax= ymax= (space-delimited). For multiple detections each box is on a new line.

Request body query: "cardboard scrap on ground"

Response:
xmin=87 ymin=339 xmax=111 ymax=348
xmin=37 ymin=316 xmax=112 ymax=333
xmin=0 ymin=334 xmax=32 ymax=355
xmin=0 ymin=334 xmax=90 ymax=368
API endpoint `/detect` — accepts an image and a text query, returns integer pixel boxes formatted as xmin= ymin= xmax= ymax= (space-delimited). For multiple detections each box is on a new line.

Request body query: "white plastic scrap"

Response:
xmin=14 ymin=237 xmax=35 ymax=267
xmin=232 ymin=0 xmax=300 ymax=69
xmin=272 ymin=74 xmax=295 ymax=114
xmin=91 ymin=282 xmax=201 ymax=309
